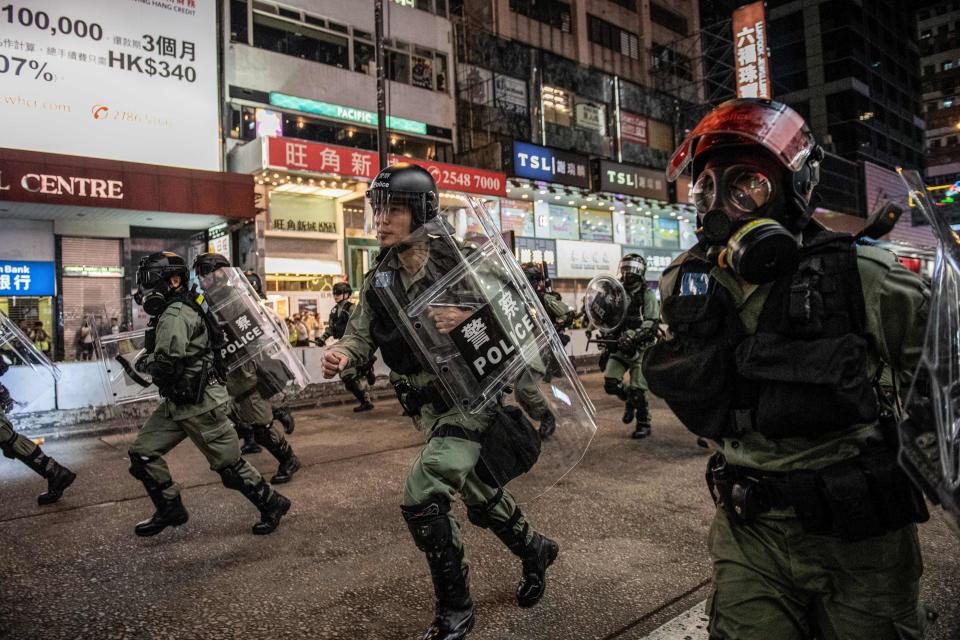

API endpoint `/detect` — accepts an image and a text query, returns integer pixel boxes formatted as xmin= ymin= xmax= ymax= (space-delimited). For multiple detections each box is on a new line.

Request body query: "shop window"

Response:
xmin=542 ymin=85 xmax=573 ymax=127
xmin=252 ymin=12 xmax=349 ymax=68
xmin=412 ymin=50 xmax=435 ymax=90
xmin=609 ymin=0 xmax=636 ymax=10
xmin=387 ymin=48 xmax=411 ymax=84
xmin=579 ymin=210 xmax=613 ymax=242
xmin=587 ymin=14 xmax=640 ymax=59
xmin=509 ymin=0 xmax=573 ymax=33
xmin=436 ymin=53 xmax=448 ymax=93
xmin=649 ymin=3 xmax=688 ymax=36
xmin=230 ymin=0 xmax=249 ymax=43
xmin=354 ymin=39 xmax=376 ymax=75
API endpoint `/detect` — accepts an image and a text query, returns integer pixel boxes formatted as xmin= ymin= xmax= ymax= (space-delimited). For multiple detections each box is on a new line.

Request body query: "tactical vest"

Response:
xmin=643 ymin=231 xmax=879 ymax=440
xmin=327 ymin=300 xmax=353 ymax=340
xmin=622 ymin=284 xmax=651 ymax=331
xmin=145 ymin=290 xmax=227 ymax=382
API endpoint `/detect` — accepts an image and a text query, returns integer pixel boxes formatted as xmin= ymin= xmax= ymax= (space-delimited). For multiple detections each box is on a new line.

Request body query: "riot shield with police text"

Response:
xmin=370 ymin=198 xmax=597 ymax=501
xmin=0 ymin=311 xmax=60 ymax=415
xmin=584 ymin=275 xmax=630 ymax=333
xmin=94 ymin=325 xmax=160 ymax=406
xmin=898 ymin=169 xmax=960 ymax=534
xmin=198 ymin=267 xmax=310 ymax=398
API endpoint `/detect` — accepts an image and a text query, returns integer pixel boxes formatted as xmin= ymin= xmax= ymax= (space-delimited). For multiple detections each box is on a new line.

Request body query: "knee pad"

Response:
xmin=342 ymin=376 xmax=360 ymax=392
xmin=466 ymin=488 xmax=506 ymax=530
xmin=0 ymin=431 xmax=18 ymax=459
xmin=217 ymin=459 xmax=247 ymax=491
xmin=400 ymin=494 xmax=452 ymax=553
xmin=603 ymin=377 xmax=624 ymax=398
xmin=251 ymin=424 xmax=274 ymax=447
xmin=127 ymin=451 xmax=154 ymax=482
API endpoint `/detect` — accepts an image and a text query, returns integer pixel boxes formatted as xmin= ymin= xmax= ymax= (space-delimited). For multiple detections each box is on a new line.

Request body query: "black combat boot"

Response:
xmin=632 ymin=392 xmax=651 ymax=439
xmin=488 ymin=510 xmax=559 ymax=608
xmin=539 ymin=411 xmax=556 ymax=440
xmin=273 ymin=407 xmax=295 ymax=435
xmin=621 ymin=400 xmax=635 ymax=425
xmin=403 ymin=498 xmax=476 ymax=640
xmin=20 ymin=448 xmax=77 ymax=505
xmin=252 ymin=425 xmax=300 ymax=484
xmin=245 ymin=481 xmax=291 ymax=535
xmin=354 ymin=399 xmax=375 ymax=412
xmin=134 ymin=486 xmax=189 ymax=537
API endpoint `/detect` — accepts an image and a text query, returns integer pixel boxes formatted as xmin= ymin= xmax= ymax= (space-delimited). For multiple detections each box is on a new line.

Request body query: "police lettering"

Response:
xmin=221 ymin=326 xmax=264 ymax=357
xmin=469 ymin=313 xmax=534 ymax=376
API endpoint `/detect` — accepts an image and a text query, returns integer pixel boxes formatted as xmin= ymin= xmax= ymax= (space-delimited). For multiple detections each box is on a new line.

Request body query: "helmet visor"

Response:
xmin=667 ymin=100 xmax=815 ymax=182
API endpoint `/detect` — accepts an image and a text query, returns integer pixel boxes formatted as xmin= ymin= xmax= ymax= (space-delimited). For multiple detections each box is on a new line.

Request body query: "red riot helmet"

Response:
xmin=668 ymin=99 xmax=824 ymax=233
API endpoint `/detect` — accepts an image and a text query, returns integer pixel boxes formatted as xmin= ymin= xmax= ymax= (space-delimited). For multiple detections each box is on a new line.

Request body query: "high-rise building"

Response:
xmin=918 ymin=1 xmax=960 ymax=190
xmin=450 ymin=0 xmax=703 ymax=296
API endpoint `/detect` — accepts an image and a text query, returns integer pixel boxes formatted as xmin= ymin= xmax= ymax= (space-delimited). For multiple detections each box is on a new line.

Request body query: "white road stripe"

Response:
xmin=641 ymin=599 xmax=710 ymax=639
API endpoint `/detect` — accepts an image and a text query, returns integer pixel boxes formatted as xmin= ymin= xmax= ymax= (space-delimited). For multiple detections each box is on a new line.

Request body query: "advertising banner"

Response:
xmin=732 ymin=1 xmax=771 ymax=99
xmin=265 ymin=137 xmax=507 ymax=197
xmin=495 ymin=75 xmax=528 ymax=113
xmin=513 ymin=237 xmax=557 ymax=278
xmin=0 ymin=0 xmax=219 ymax=170
xmin=555 ymin=239 xmax=622 ymax=279
xmin=596 ymin=160 xmax=669 ymax=200
xmin=620 ymin=112 xmax=649 ymax=145
xmin=0 ymin=260 xmax=56 ymax=296
xmin=511 ymin=142 xmax=590 ymax=189
xmin=579 ymin=210 xmax=614 ymax=242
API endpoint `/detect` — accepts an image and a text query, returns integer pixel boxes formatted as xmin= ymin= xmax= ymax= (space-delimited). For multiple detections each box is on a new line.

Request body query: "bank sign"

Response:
xmin=512 ymin=142 xmax=590 ymax=189
xmin=0 ymin=261 xmax=56 ymax=297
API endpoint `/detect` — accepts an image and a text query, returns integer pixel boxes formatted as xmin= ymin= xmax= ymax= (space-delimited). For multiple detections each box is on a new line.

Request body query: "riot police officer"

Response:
xmin=243 ymin=270 xmax=296 ymax=437
xmin=322 ymin=164 xmax=558 ymax=640
xmin=643 ymin=98 xmax=929 ymax=639
xmin=521 ymin=263 xmax=573 ymax=342
xmin=192 ymin=253 xmax=301 ymax=485
xmin=318 ymin=281 xmax=376 ymax=412
xmin=0 ymin=356 xmax=75 ymax=505
xmin=127 ymin=252 xmax=290 ymax=536
xmin=601 ymin=254 xmax=659 ymax=438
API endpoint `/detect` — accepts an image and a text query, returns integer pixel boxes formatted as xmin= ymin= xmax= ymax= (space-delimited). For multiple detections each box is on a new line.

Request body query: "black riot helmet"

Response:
xmin=521 ymin=262 xmax=546 ymax=292
xmin=332 ymin=282 xmax=353 ymax=297
xmin=192 ymin=252 xmax=231 ymax=279
xmin=134 ymin=251 xmax=190 ymax=315
xmin=366 ymin=163 xmax=440 ymax=230
xmin=619 ymin=253 xmax=647 ymax=287
xmin=243 ymin=270 xmax=266 ymax=299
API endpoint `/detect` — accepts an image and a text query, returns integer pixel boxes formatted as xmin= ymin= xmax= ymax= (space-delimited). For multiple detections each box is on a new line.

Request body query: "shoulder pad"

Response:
xmin=162 ymin=302 xmax=184 ymax=317
xmin=855 ymin=243 xmax=900 ymax=269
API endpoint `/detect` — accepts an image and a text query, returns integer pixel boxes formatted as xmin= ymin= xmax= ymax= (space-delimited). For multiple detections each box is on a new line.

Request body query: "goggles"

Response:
xmin=692 ymin=167 xmax=774 ymax=215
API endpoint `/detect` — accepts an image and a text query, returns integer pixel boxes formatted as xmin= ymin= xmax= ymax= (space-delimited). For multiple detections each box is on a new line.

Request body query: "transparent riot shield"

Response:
xmin=0 ymin=311 xmax=60 ymax=416
xmin=370 ymin=198 xmax=597 ymax=501
xmin=94 ymin=325 xmax=159 ymax=406
xmin=198 ymin=267 xmax=310 ymax=399
xmin=898 ymin=169 xmax=960 ymax=533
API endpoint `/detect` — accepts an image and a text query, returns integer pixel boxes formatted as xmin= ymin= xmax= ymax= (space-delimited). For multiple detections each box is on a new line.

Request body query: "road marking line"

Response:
xmin=641 ymin=599 xmax=709 ymax=639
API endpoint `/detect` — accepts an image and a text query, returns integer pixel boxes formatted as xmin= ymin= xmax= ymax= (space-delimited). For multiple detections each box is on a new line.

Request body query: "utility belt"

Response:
xmin=159 ymin=359 xmax=216 ymax=408
xmin=392 ymin=379 xmax=451 ymax=417
xmin=707 ymin=448 xmax=928 ymax=542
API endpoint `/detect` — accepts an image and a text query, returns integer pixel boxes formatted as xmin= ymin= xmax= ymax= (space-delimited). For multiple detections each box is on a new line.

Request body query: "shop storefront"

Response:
xmin=227 ymin=135 xmax=507 ymax=324
xmin=0 ymin=148 xmax=257 ymax=361
xmin=500 ymin=142 xmax=697 ymax=310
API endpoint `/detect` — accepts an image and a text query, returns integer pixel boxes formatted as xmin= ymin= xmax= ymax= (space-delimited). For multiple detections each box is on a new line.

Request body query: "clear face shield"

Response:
xmin=370 ymin=197 xmax=598 ymax=502
xmin=0 ymin=311 xmax=60 ymax=415
xmin=898 ymin=169 xmax=960 ymax=534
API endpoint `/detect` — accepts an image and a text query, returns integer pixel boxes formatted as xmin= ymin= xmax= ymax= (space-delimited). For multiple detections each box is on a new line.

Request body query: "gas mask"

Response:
xmin=693 ymin=165 xmax=799 ymax=284
xmin=134 ymin=270 xmax=173 ymax=316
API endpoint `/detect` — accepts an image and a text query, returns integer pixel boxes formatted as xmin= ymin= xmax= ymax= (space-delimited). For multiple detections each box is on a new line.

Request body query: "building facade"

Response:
xmin=919 ymin=1 xmax=960 ymax=191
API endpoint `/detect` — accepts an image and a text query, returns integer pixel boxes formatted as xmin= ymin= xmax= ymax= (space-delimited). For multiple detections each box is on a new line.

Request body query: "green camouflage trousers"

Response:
xmin=707 ymin=507 xmax=924 ymax=640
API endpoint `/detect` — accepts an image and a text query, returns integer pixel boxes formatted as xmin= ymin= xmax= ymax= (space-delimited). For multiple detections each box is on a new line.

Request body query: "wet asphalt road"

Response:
xmin=0 ymin=373 xmax=957 ymax=640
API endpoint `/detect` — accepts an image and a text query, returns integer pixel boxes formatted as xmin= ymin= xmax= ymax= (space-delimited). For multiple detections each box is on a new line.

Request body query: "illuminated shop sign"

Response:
xmin=269 ymin=92 xmax=428 ymax=135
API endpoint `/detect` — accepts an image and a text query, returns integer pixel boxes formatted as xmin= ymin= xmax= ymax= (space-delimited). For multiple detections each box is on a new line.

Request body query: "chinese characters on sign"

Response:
xmin=514 ymin=237 xmax=558 ymax=278
xmin=512 ymin=142 xmax=590 ymax=189
xmin=265 ymin=137 xmax=507 ymax=197
xmin=620 ymin=112 xmax=649 ymax=146
xmin=0 ymin=261 xmax=56 ymax=296
xmin=596 ymin=160 xmax=669 ymax=201
xmin=732 ymin=1 xmax=771 ymax=99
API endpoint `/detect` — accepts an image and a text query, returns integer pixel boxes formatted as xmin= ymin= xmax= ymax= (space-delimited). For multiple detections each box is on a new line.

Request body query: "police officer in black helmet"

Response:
xmin=323 ymin=164 xmax=559 ymax=640
xmin=319 ymin=281 xmax=377 ymax=412
xmin=128 ymin=251 xmax=290 ymax=536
